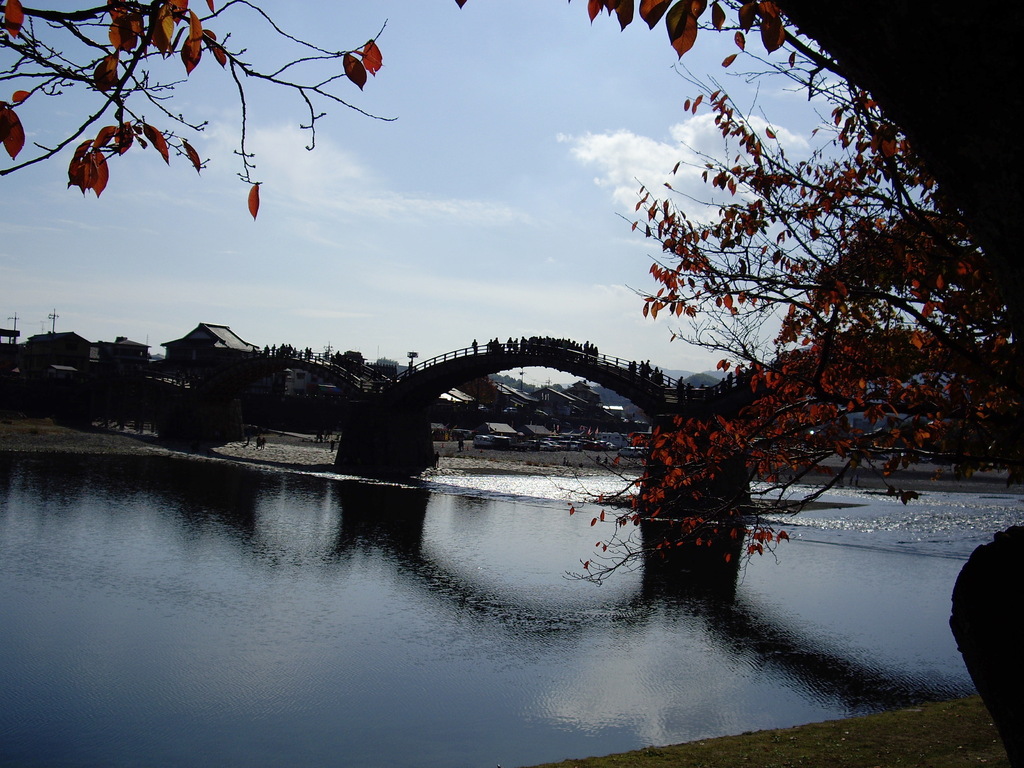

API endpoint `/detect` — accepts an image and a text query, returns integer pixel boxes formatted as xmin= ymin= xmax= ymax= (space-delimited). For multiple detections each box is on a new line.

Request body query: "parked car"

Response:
xmin=617 ymin=445 xmax=648 ymax=459
xmin=473 ymin=434 xmax=496 ymax=448
xmin=511 ymin=439 xmax=540 ymax=452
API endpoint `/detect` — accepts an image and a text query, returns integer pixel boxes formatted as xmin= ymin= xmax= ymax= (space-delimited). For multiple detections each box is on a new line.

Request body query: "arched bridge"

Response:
xmin=162 ymin=337 xmax=754 ymax=475
xmin=197 ymin=352 xmax=389 ymax=403
xmin=384 ymin=340 xmax=676 ymax=414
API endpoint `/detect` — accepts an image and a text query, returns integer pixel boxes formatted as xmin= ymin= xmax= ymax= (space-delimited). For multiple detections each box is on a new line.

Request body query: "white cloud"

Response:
xmin=207 ymin=122 xmax=529 ymax=226
xmin=560 ymin=113 xmax=810 ymax=216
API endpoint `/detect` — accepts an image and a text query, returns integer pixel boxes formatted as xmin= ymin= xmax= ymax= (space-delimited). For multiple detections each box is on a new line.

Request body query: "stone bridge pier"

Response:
xmin=335 ymin=403 xmax=435 ymax=477
xmin=157 ymin=395 xmax=244 ymax=442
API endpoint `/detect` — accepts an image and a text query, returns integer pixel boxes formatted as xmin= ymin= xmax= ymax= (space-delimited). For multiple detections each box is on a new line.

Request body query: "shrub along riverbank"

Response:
xmin=526 ymin=697 xmax=1007 ymax=768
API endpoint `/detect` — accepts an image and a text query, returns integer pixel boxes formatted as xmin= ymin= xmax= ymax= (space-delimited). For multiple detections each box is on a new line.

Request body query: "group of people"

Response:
xmin=470 ymin=337 xmax=601 ymax=357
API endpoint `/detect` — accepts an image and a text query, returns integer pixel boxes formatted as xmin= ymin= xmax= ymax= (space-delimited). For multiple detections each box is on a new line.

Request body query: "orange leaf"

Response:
xmin=758 ymin=1 xmax=785 ymax=52
xmin=0 ymin=106 xmax=25 ymax=159
xmin=614 ymin=0 xmax=634 ymax=29
xmin=247 ymin=183 xmax=260 ymax=220
xmin=360 ymin=40 xmax=382 ymax=75
xmin=665 ymin=0 xmax=702 ymax=57
xmin=67 ymin=140 xmax=93 ymax=193
xmin=206 ymin=0 xmax=215 ymax=10
xmin=343 ymin=53 xmax=366 ymax=89
xmin=639 ymin=0 xmax=670 ymax=28
xmin=89 ymin=150 xmax=109 ymax=197
xmin=93 ymin=125 xmax=119 ymax=148
xmin=722 ymin=52 xmax=738 ymax=67
xmin=4 ymin=0 xmax=23 ymax=36
xmin=142 ymin=123 xmax=169 ymax=164
xmin=203 ymin=30 xmax=228 ymax=67
xmin=181 ymin=21 xmax=202 ymax=75
xmin=109 ymin=11 xmax=143 ymax=51
xmin=94 ymin=53 xmax=120 ymax=91
xmin=114 ymin=122 xmax=134 ymax=154
xmin=11 ymin=89 xmax=29 ymax=104
xmin=151 ymin=2 xmax=176 ymax=54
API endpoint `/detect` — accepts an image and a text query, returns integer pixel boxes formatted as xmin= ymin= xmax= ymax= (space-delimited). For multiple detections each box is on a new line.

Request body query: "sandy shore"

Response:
xmin=2 ymin=417 xmax=1020 ymax=496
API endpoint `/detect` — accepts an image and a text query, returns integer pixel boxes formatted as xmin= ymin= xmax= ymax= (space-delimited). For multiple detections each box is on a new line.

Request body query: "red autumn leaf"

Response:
xmin=109 ymin=12 xmax=143 ymax=51
xmin=203 ymin=30 xmax=227 ymax=67
xmin=722 ymin=52 xmax=738 ymax=67
xmin=114 ymin=122 xmax=134 ymax=154
xmin=360 ymin=40 xmax=383 ymax=75
xmin=142 ymin=123 xmax=169 ymax=164
xmin=89 ymin=149 xmax=109 ymax=197
xmin=343 ymin=53 xmax=366 ymax=89
xmin=666 ymin=0 xmax=701 ymax=57
xmin=639 ymin=0 xmax=670 ymax=29
xmin=0 ymin=106 xmax=25 ymax=159
xmin=93 ymin=125 xmax=119 ymax=148
xmin=182 ymin=139 xmax=202 ymax=172
xmin=615 ymin=0 xmax=634 ymax=29
xmin=11 ymin=89 xmax=29 ymax=104
xmin=67 ymin=140 xmax=93 ymax=193
xmin=181 ymin=37 xmax=201 ymax=73
xmin=180 ymin=10 xmax=203 ymax=73
xmin=758 ymin=1 xmax=785 ymax=52
xmin=94 ymin=53 xmax=120 ymax=91
xmin=587 ymin=0 xmax=602 ymax=22
xmin=737 ymin=0 xmax=757 ymax=30
xmin=4 ymin=0 xmax=23 ymax=36
xmin=206 ymin=0 xmax=215 ymax=11
xmin=711 ymin=1 xmax=725 ymax=29
xmin=247 ymin=183 xmax=260 ymax=219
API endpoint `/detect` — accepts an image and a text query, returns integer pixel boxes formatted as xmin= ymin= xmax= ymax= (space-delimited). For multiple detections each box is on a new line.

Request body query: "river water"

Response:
xmin=2 ymin=452 xmax=1021 ymax=768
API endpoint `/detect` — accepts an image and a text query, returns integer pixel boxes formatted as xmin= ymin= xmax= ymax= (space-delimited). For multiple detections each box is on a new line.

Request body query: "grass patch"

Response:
xmin=527 ymin=697 xmax=1008 ymax=768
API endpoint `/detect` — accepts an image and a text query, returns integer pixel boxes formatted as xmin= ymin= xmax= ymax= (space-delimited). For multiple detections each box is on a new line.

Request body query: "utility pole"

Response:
xmin=6 ymin=312 xmax=17 ymax=332
xmin=48 ymin=309 xmax=59 ymax=334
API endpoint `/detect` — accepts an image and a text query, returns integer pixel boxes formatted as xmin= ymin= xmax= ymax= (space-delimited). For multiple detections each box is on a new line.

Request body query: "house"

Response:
xmin=474 ymin=422 xmax=518 ymax=438
xmin=534 ymin=386 xmax=587 ymax=419
xmin=21 ymin=331 xmax=97 ymax=380
xmin=0 ymin=327 xmax=19 ymax=376
xmin=95 ymin=336 xmax=150 ymax=374
xmin=494 ymin=382 xmax=538 ymax=414
xmin=162 ymin=323 xmax=259 ymax=371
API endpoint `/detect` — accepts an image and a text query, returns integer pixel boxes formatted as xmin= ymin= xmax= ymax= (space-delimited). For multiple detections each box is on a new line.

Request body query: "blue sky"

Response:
xmin=1 ymin=1 xmax=814 ymax=386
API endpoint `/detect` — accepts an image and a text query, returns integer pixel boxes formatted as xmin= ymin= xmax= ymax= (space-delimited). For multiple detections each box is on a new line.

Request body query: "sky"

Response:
xmin=1 ymin=1 xmax=816 ymax=387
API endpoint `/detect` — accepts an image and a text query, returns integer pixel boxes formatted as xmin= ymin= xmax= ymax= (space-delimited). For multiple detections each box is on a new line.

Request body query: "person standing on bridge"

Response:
xmin=472 ymin=339 xmax=478 ymax=354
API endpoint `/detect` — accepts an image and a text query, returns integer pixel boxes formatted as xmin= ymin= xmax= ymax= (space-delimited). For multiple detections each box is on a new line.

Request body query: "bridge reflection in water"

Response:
xmin=0 ymin=452 xmax=975 ymax=767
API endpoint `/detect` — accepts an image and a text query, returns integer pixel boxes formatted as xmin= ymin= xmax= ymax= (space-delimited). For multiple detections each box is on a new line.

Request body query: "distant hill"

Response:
xmin=682 ymin=372 xmax=722 ymax=387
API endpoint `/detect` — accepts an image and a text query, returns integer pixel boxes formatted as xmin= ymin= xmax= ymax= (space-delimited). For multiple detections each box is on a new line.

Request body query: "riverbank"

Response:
xmin=2 ymin=417 xmax=1020 ymax=497
xmin=527 ymin=696 xmax=1008 ymax=768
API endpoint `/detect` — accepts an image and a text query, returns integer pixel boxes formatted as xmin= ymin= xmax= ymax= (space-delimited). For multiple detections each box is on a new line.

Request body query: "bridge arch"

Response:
xmin=197 ymin=353 xmax=387 ymax=403
xmin=381 ymin=341 xmax=678 ymax=415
